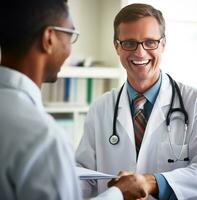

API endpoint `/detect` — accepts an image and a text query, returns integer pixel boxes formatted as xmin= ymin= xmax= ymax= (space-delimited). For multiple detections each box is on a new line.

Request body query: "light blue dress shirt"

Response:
xmin=127 ymin=74 xmax=161 ymax=120
xmin=127 ymin=73 xmax=177 ymax=200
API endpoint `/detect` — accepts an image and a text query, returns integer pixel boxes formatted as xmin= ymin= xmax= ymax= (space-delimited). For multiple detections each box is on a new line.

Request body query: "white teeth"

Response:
xmin=132 ymin=60 xmax=149 ymax=65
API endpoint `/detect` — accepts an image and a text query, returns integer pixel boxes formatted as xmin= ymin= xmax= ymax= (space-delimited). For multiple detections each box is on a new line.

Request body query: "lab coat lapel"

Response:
xmin=117 ymin=84 xmax=135 ymax=145
xmin=137 ymin=73 xmax=172 ymax=170
xmin=116 ymin=74 xmax=172 ymax=156
xmin=145 ymin=73 xmax=172 ymax=135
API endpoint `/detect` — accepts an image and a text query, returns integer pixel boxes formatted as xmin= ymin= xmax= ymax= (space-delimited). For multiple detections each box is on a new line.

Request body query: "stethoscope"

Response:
xmin=109 ymin=74 xmax=189 ymax=163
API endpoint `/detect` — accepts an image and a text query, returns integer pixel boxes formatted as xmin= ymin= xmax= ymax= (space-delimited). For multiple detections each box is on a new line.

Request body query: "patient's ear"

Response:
xmin=41 ymin=27 xmax=56 ymax=54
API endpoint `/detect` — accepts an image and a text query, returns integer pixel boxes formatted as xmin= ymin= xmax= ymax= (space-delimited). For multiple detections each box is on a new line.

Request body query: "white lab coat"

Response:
xmin=76 ymin=73 xmax=197 ymax=200
xmin=0 ymin=66 xmax=123 ymax=200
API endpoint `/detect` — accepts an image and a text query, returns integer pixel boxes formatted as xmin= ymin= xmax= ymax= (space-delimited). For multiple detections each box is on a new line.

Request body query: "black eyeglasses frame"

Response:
xmin=116 ymin=37 xmax=164 ymax=51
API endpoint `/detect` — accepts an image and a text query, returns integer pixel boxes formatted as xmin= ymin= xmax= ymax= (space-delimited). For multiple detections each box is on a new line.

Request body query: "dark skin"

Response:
xmin=1 ymin=23 xmax=68 ymax=88
xmin=2 ymin=31 xmax=46 ymax=87
xmin=1 ymin=44 xmax=45 ymax=88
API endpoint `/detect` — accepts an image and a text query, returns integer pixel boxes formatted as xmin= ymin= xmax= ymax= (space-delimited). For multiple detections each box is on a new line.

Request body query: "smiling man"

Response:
xmin=76 ymin=3 xmax=197 ymax=200
xmin=115 ymin=15 xmax=165 ymax=93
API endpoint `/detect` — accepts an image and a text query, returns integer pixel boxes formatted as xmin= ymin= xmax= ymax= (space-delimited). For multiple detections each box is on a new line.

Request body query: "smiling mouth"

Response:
xmin=131 ymin=59 xmax=151 ymax=66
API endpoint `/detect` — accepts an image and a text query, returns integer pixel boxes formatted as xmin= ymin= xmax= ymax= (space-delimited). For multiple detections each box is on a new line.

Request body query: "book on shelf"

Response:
xmin=64 ymin=78 xmax=71 ymax=101
xmin=41 ymin=83 xmax=51 ymax=103
xmin=41 ymin=78 xmax=109 ymax=106
xmin=92 ymin=79 xmax=105 ymax=103
xmin=86 ymin=78 xmax=92 ymax=104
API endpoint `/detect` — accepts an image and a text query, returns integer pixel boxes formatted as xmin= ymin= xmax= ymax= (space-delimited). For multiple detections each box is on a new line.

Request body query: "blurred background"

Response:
xmin=46 ymin=0 xmax=197 ymax=149
xmin=1 ymin=0 xmax=195 ymax=149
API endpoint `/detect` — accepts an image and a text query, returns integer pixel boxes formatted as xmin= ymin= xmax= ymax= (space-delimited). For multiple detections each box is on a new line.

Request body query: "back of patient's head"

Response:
xmin=113 ymin=3 xmax=165 ymax=42
xmin=0 ymin=0 xmax=68 ymax=57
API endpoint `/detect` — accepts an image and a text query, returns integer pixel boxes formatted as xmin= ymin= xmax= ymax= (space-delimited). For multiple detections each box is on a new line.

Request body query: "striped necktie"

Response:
xmin=133 ymin=94 xmax=147 ymax=156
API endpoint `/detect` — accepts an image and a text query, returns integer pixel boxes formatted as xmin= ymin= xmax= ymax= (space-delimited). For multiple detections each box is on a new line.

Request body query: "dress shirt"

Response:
xmin=154 ymin=174 xmax=177 ymax=200
xmin=127 ymin=73 xmax=161 ymax=119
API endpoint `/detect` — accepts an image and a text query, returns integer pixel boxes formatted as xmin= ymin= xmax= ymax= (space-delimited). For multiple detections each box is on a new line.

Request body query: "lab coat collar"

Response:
xmin=118 ymin=72 xmax=171 ymax=111
xmin=117 ymin=72 xmax=172 ymax=150
xmin=142 ymin=72 xmax=172 ymax=134
xmin=127 ymin=72 xmax=162 ymax=105
xmin=117 ymin=83 xmax=135 ymax=146
xmin=0 ymin=66 xmax=44 ymax=111
xmin=157 ymin=72 xmax=172 ymax=107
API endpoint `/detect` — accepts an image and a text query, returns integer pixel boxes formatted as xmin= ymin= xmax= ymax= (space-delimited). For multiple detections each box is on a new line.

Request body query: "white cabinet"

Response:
xmin=42 ymin=0 xmax=127 ymax=149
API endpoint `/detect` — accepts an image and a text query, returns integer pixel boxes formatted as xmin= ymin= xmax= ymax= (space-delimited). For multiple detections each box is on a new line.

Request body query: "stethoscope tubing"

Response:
xmin=166 ymin=74 xmax=189 ymax=126
xmin=109 ymin=75 xmax=189 ymax=162
xmin=109 ymin=84 xmax=124 ymax=145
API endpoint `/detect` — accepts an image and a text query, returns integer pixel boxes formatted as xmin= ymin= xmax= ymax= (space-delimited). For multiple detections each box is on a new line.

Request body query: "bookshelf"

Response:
xmin=41 ymin=0 xmax=127 ymax=149
xmin=58 ymin=66 xmax=122 ymax=79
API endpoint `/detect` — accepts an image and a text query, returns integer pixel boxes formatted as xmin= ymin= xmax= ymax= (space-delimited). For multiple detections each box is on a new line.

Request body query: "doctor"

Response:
xmin=76 ymin=3 xmax=197 ymax=200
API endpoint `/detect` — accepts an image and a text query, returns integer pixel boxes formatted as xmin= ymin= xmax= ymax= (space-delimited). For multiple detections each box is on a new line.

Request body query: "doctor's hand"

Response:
xmin=108 ymin=171 xmax=158 ymax=200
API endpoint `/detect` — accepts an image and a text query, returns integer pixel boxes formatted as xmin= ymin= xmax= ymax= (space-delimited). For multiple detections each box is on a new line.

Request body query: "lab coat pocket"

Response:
xmin=158 ymin=142 xmax=189 ymax=172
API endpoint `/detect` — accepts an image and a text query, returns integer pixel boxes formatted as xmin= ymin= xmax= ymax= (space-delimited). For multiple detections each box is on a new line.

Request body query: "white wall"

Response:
xmin=67 ymin=0 xmax=121 ymax=67
xmin=127 ymin=0 xmax=197 ymax=87
xmin=68 ymin=0 xmax=100 ymax=61
xmin=99 ymin=0 xmax=121 ymax=67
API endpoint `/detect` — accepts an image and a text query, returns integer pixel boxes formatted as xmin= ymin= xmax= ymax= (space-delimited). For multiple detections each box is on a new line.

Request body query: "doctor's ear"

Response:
xmin=114 ymin=41 xmax=120 ymax=55
xmin=114 ymin=40 xmax=118 ymax=49
xmin=161 ymin=37 xmax=166 ymax=48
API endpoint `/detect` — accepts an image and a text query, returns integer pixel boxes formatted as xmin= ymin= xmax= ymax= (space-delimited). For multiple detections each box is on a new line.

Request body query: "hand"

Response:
xmin=108 ymin=171 xmax=157 ymax=200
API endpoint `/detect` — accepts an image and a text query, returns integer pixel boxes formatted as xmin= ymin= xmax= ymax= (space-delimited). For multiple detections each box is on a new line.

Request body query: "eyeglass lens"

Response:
xmin=70 ymin=33 xmax=79 ymax=44
xmin=120 ymin=39 xmax=160 ymax=50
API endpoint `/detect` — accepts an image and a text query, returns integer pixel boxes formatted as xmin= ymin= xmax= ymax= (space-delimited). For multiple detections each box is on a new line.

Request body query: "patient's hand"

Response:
xmin=108 ymin=171 xmax=157 ymax=200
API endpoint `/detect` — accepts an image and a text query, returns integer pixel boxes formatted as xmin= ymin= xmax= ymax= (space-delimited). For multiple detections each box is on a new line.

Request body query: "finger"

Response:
xmin=138 ymin=189 xmax=147 ymax=199
xmin=138 ymin=188 xmax=146 ymax=198
xmin=108 ymin=178 xmax=119 ymax=187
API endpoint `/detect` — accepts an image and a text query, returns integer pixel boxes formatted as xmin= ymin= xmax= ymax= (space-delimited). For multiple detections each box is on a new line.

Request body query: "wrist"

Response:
xmin=144 ymin=173 xmax=158 ymax=196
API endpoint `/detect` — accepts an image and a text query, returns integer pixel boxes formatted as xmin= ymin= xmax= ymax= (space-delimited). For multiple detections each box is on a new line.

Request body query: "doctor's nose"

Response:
xmin=133 ymin=43 xmax=147 ymax=57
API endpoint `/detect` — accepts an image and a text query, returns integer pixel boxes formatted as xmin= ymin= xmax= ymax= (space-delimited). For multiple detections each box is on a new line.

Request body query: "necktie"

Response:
xmin=133 ymin=94 xmax=147 ymax=156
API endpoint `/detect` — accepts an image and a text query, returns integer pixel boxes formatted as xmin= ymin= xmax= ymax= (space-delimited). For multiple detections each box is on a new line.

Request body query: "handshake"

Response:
xmin=108 ymin=171 xmax=157 ymax=200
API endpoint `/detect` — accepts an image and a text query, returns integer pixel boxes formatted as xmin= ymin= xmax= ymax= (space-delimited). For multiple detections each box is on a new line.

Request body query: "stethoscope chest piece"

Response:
xmin=109 ymin=134 xmax=119 ymax=145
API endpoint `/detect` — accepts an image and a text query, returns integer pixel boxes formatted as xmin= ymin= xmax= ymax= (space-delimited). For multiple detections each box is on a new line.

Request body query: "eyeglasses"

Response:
xmin=50 ymin=26 xmax=79 ymax=44
xmin=116 ymin=37 xmax=163 ymax=51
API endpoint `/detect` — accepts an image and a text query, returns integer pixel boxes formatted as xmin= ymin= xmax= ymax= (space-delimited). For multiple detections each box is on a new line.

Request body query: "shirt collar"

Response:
xmin=0 ymin=66 xmax=44 ymax=110
xmin=127 ymin=72 xmax=162 ymax=105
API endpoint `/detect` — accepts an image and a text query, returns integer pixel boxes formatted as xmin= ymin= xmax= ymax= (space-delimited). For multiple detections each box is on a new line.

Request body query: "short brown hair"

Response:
xmin=113 ymin=3 xmax=165 ymax=41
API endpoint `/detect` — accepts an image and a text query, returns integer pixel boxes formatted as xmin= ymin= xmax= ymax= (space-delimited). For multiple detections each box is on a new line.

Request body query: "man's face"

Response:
xmin=115 ymin=16 xmax=165 ymax=91
xmin=44 ymin=17 xmax=74 ymax=82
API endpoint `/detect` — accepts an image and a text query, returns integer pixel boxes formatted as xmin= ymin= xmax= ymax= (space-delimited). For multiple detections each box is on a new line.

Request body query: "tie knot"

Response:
xmin=133 ymin=94 xmax=146 ymax=112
